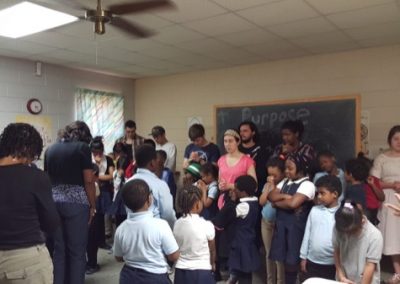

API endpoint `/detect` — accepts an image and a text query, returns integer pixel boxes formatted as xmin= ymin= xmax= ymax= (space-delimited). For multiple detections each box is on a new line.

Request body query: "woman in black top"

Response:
xmin=45 ymin=121 xmax=96 ymax=284
xmin=0 ymin=123 xmax=59 ymax=284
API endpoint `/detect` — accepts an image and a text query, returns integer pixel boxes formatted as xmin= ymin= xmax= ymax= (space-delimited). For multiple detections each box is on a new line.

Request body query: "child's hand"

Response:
xmin=367 ymin=176 xmax=374 ymax=185
xmin=300 ymin=259 xmax=307 ymax=273
xmin=197 ymin=179 xmax=207 ymax=191
xmin=267 ymin=175 xmax=275 ymax=184
xmin=219 ymin=179 xmax=229 ymax=191
xmin=211 ymin=262 xmax=216 ymax=272
xmin=189 ymin=151 xmax=200 ymax=162
xmin=338 ymin=276 xmax=356 ymax=284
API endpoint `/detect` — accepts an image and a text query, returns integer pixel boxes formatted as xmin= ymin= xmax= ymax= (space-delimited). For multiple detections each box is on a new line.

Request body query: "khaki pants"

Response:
xmin=0 ymin=244 xmax=53 ymax=284
xmin=261 ymin=218 xmax=285 ymax=284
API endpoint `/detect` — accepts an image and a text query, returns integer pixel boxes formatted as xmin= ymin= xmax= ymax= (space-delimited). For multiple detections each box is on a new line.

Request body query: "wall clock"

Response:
xmin=27 ymin=98 xmax=43 ymax=115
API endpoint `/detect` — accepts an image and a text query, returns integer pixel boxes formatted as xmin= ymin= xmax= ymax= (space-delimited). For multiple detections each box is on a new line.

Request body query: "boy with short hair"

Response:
xmin=114 ymin=179 xmax=179 ymax=284
xmin=344 ymin=158 xmax=369 ymax=210
xmin=300 ymin=175 xmax=342 ymax=281
xmin=313 ymin=150 xmax=346 ymax=202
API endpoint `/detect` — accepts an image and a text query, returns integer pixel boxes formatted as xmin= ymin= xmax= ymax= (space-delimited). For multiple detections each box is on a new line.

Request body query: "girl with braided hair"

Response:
xmin=268 ymin=152 xmax=316 ymax=284
xmin=173 ymin=185 xmax=216 ymax=284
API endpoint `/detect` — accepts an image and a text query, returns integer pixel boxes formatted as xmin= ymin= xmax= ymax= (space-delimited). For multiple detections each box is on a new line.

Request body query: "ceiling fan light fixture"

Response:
xmin=0 ymin=1 xmax=78 ymax=38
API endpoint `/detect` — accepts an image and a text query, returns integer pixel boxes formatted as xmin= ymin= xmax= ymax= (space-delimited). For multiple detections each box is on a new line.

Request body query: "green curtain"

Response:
xmin=75 ymin=88 xmax=124 ymax=153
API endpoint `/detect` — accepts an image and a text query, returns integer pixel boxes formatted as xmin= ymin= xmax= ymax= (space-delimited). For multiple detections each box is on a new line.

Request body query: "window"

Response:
xmin=75 ymin=88 xmax=124 ymax=154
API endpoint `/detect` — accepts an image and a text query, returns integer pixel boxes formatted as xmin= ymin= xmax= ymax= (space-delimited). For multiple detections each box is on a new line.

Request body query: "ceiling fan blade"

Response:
xmin=110 ymin=17 xmax=152 ymax=38
xmin=108 ymin=0 xmax=174 ymax=15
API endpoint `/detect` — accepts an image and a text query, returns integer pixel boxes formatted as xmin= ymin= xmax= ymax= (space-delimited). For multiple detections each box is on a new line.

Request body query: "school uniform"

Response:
xmin=173 ymin=214 xmax=215 ymax=284
xmin=270 ymin=178 xmax=316 ymax=266
xmin=228 ymin=197 xmax=261 ymax=277
xmin=114 ymin=211 xmax=178 ymax=284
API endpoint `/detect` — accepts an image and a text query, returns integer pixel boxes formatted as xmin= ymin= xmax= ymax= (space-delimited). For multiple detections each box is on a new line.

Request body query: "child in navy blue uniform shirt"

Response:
xmin=227 ymin=175 xmax=261 ymax=284
xmin=344 ymin=158 xmax=368 ymax=210
xmin=197 ymin=162 xmax=219 ymax=220
xmin=268 ymin=153 xmax=316 ymax=284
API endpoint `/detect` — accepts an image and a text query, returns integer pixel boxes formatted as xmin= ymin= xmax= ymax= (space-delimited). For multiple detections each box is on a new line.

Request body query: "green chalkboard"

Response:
xmin=215 ymin=95 xmax=360 ymax=166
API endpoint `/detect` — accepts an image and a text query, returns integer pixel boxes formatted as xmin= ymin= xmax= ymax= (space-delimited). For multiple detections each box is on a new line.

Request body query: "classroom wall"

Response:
xmin=0 ymin=56 xmax=135 ymax=145
xmin=135 ymin=44 xmax=400 ymax=171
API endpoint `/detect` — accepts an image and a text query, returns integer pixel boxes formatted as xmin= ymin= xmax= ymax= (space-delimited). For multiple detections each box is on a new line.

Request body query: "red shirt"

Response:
xmin=364 ymin=176 xmax=382 ymax=209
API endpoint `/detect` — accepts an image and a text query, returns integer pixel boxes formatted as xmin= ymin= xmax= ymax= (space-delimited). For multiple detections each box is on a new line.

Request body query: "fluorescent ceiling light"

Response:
xmin=0 ymin=1 xmax=78 ymax=38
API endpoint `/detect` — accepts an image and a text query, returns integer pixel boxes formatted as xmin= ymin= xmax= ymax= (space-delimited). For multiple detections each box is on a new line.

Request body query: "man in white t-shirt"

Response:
xmin=150 ymin=126 xmax=177 ymax=173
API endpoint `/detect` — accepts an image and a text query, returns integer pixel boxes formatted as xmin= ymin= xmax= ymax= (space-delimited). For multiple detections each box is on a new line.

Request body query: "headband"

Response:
xmin=224 ymin=129 xmax=241 ymax=142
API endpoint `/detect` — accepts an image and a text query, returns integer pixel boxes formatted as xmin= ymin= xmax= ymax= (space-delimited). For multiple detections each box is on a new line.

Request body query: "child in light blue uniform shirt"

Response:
xmin=114 ymin=179 xmax=179 ymax=284
xmin=259 ymin=157 xmax=286 ymax=284
xmin=300 ymin=175 xmax=342 ymax=281
xmin=313 ymin=150 xmax=346 ymax=202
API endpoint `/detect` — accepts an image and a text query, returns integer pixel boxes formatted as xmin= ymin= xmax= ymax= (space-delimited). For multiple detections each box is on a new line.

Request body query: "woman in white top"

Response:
xmin=371 ymin=125 xmax=400 ymax=284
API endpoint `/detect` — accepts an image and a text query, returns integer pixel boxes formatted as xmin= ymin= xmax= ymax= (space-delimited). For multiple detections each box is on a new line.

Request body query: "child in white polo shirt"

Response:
xmin=173 ymin=184 xmax=216 ymax=284
xmin=114 ymin=179 xmax=179 ymax=284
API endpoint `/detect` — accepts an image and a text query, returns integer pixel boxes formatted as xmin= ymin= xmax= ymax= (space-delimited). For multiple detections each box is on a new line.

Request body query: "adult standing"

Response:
xmin=45 ymin=121 xmax=96 ymax=284
xmin=115 ymin=120 xmax=144 ymax=162
xmin=128 ymin=144 xmax=176 ymax=228
xmin=239 ymin=121 xmax=268 ymax=195
xmin=371 ymin=125 xmax=400 ymax=284
xmin=183 ymin=123 xmax=220 ymax=169
xmin=0 ymin=123 xmax=59 ymax=284
xmin=218 ymin=129 xmax=257 ymax=207
xmin=150 ymin=125 xmax=177 ymax=173
xmin=272 ymin=120 xmax=316 ymax=175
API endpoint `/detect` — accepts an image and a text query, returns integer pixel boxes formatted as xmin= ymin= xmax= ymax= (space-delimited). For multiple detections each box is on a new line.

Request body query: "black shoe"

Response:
xmin=85 ymin=265 xmax=100 ymax=275
xmin=99 ymin=243 xmax=112 ymax=250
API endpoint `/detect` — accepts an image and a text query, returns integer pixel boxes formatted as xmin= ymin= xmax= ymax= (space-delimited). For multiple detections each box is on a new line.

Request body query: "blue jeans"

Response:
xmin=53 ymin=202 xmax=89 ymax=284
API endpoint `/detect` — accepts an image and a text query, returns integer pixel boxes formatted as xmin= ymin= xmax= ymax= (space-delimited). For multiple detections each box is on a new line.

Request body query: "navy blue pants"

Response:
xmin=53 ymin=202 xmax=89 ymax=284
xmin=120 ymin=265 xmax=171 ymax=284
xmin=174 ymin=268 xmax=215 ymax=284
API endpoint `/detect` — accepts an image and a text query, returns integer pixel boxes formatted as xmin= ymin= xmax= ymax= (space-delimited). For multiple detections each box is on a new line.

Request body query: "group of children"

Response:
xmin=109 ymin=143 xmax=385 ymax=284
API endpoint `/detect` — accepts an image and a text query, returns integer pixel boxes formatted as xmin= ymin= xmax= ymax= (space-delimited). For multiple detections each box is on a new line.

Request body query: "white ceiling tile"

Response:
xmin=211 ymin=0 xmax=283 ymax=11
xmin=176 ymin=38 xmax=234 ymax=53
xmin=358 ymin=36 xmax=400 ymax=48
xmin=123 ymin=14 xmax=175 ymax=30
xmin=43 ymin=49 xmax=90 ymax=61
xmin=327 ymin=2 xmax=400 ymax=29
xmin=152 ymin=25 xmax=206 ymax=44
xmin=167 ymin=53 xmax=218 ymax=65
xmin=218 ymin=28 xmax=282 ymax=46
xmin=291 ymin=31 xmax=360 ymax=53
xmin=238 ymin=0 xmax=319 ymax=27
xmin=243 ymin=40 xmax=310 ymax=58
xmin=185 ymin=13 xmax=258 ymax=36
xmin=344 ymin=21 xmax=400 ymax=40
xmin=267 ymin=17 xmax=338 ymax=39
xmin=206 ymin=47 xmax=264 ymax=61
xmin=139 ymin=45 xmax=198 ymax=60
xmin=305 ymin=0 xmax=393 ymax=15
xmin=0 ymin=38 xmax=58 ymax=55
xmin=100 ymin=38 xmax=165 ymax=52
xmin=153 ymin=0 xmax=227 ymax=23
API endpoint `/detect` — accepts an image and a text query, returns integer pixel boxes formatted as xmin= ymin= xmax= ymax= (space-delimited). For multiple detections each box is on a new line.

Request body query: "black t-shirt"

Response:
xmin=239 ymin=143 xmax=269 ymax=193
xmin=44 ymin=141 xmax=92 ymax=186
xmin=345 ymin=183 xmax=366 ymax=209
xmin=0 ymin=164 xmax=59 ymax=250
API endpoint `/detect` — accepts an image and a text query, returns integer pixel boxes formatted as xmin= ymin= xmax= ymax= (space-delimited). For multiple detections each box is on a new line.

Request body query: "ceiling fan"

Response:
xmin=56 ymin=0 xmax=175 ymax=37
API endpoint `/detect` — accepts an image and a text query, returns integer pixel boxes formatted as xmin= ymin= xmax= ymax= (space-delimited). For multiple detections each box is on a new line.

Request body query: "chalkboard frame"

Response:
xmin=214 ymin=94 xmax=361 ymax=158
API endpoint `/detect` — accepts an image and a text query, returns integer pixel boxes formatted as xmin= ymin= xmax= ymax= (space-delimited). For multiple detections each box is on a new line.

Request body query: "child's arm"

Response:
xmin=197 ymin=180 xmax=214 ymax=208
xmin=367 ymin=177 xmax=385 ymax=202
xmin=208 ymin=239 xmax=216 ymax=271
xmin=334 ymin=248 xmax=356 ymax=284
xmin=360 ymin=262 xmax=376 ymax=284
xmin=259 ymin=177 xmax=275 ymax=206
xmin=274 ymin=193 xmax=308 ymax=210
xmin=299 ymin=210 xmax=313 ymax=272
xmin=166 ymin=250 xmax=180 ymax=263
xmin=115 ymin=256 xmax=124 ymax=262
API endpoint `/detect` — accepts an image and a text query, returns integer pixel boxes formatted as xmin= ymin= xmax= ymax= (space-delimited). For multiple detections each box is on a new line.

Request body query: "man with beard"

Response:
xmin=238 ymin=121 xmax=269 ymax=195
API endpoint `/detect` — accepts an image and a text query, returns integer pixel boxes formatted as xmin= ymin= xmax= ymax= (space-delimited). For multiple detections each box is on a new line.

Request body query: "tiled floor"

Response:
xmin=86 ymin=249 xmax=393 ymax=283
